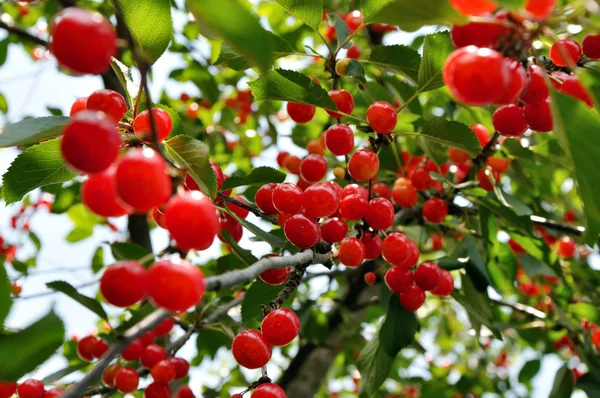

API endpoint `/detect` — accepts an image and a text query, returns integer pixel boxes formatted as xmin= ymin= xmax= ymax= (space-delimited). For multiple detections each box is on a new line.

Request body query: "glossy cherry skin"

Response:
xmin=70 ymin=97 xmax=87 ymax=116
xmin=326 ymin=89 xmax=354 ymax=118
xmin=524 ymin=98 xmax=553 ymax=132
xmin=260 ymin=264 xmax=291 ymax=285
xmin=100 ymin=261 xmax=147 ymax=307
xmin=77 ymin=335 xmax=100 ymax=361
xmin=338 ymin=237 xmax=366 ymax=268
xmin=147 ymin=258 xmax=206 ymax=312
xmin=133 ymin=108 xmax=173 ymax=142
xmin=151 ymin=360 xmax=176 ymax=384
xmin=61 ymin=111 xmax=121 ymax=174
xmin=50 ymin=7 xmax=117 ymax=75
xmin=384 ymin=266 xmax=414 ymax=293
xmin=560 ymin=75 xmax=594 ymax=107
xmin=114 ymin=367 xmax=139 ymax=393
xmin=17 ymin=379 xmax=44 ymax=398
xmin=218 ymin=216 xmax=243 ymax=243
xmin=583 ymin=33 xmax=600 ymax=59
xmin=255 ymin=183 xmax=279 ymax=215
xmin=325 ymin=124 xmax=354 ymax=156
xmin=165 ymin=191 xmax=220 ymax=251
xmin=494 ymin=60 xmax=527 ymax=106
xmin=366 ymin=101 xmax=397 ymax=134
xmin=363 ymin=234 xmax=382 ymax=260
xmin=450 ymin=20 xmax=511 ymax=48
xmin=399 ymin=285 xmax=426 ymax=312
xmin=365 ymin=198 xmax=395 ymax=231
xmin=342 ymin=183 xmax=368 ymax=199
xmin=170 ymin=358 xmax=190 ymax=379
xmin=371 ymin=183 xmax=391 ymax=199
xmin=154 ymin=317 xmax=175 ymax=337
xmin=422 ymin=198 xmax=449 ymax=224
xmin=382 ymin=233 xmax=419 ymax=268
xmin=471 ymin=124 xmax=490 ymax=147
xmin=87 ymin=89 xmax=127 ymax=122
xmin=122 ymin=339 xmax=143 ymax=361
xmin=550 ymin=39 xmax=581 ymax=67
xmin=558 ymin=236 xmax=576 ymax=259
xmin=431 ymin=269 xmax=454 ymax=296
xmin=345 ymin=10 xmax=363 ymax=31
xmin=477 ymin=168 xmax=500 ymax=192
xmin=91 ymin=338 xmax=109 ymax=358
xmin=144 ymin=382 xmax=172 ymax=398
xmin=81 ymin=165 xmax=131 ymax=218
xmin=414 ymin=262 xmax=442 ymax=291
xmin=284 ymin=213 xmax=321 ymax=248
xmin=364 ymin=272 xmax=377 ymax=285
xmin=300 ymin=154 xmax=328 ymax=183
xmin=141 ymin=344 xmax=168 ymax=369
xmin=252 ymin=383 xmax=287 ymax=398
xmin=45 ymin=389 xmax=65 ymax=398
xmin=493 ymin=105 xmax=528 ymax=137
xmin=321 ymin=218 xmax=348 ymax=244
xmin=391 ymin=183 xmax=418 ymax=208
xmin=176 ymin=386 xmax=195 ymax=398
xmin=521 ymin=65 xmax=549 ymax=105
xmin=227 ymin=196 xmax=250 ymax=219
xmin=339 ymin=193 xmax=368 ymax=221
xmin=303 ymin=182 xmax=339 ymax=218
xmin=232 ymin=330 xmax=272 ymax=369
xmin=348 ymin=149 xmax=379 ymax=181
xmin=261 ymin=308 xmax=301 ymax=346
xmin=449 ymin=0 xmax=497 ymax=15
xmin=410 ymin=167 xmax=432 ymax=191
xmin=487 ymin=156 xmax=510 ymax=173
xmin=525 ymin=0 xmax=557 ymax=19
xmin=287 ymin=102 xmax=315 ymax=124
xmin=102 ymin=364 xmax=121 ymax=387
xmin=0 ymin=382 xmax=17 ymax=398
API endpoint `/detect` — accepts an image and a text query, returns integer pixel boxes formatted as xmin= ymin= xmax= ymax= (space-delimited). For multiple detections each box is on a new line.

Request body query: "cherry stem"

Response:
xmin=218 ymin=193 xmax=278 ymax=224
xmin=473 ymin=131 xmax=501 ymax=169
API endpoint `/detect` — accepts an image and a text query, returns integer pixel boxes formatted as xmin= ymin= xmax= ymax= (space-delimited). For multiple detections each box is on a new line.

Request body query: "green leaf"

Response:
xmin=419 ymin=117 xmax=481 ymax=157
xmin=576 ymin=373 xmax=600 ymax=397
xmin=51 ymin=184 xmax=79 ymax=214
xmin=248 ymin=69 xmax=337 ymax=110
xmin=492 ymin=181 xmax=533 ymax=216
xmin=569 ymin=302 xmax=600 ymax=324
xmin=451 ymin=275 xmax=502 ymax=339
xmin=163 ymin=135 xmax=217 ymax=199
xmin=46 ymin=281 xmax=108 ymax=321
xmin=65 ymin=204 xmax=104 ymax=243
xmin=378 ymin=294 xmax=418 ymax=357
xmin=241 ymin=281 xmax=284 ymax=324
xmin=110 ymin=242 xmax=152 ymax=266
xmin=518 ymin=359 xmax=541 ymax=384
xmin=365 ymin=0 xmax=465 ymax=32
xmin=221 ymin=167 xmax=286 ymax=191
xmin=110 ymin=58 xmax=139 ymax=106
xmin=2 ymin=138 xmax=78 ymax=205
xmin=0 ymin=116 xmax=69 ymax=148
xmin=549 ymin=363 xmax=574 ymax=398
xmin=520 ymin=254 xmax=556 ymax=278
xmin=328 ymin=12 xmax=349 ymax=51
xmin=363 ymin=45 xmax=421 ymax=83
xmin=114 ymin=0 xmax=173 ymax=64
xmin=187 ymin=0 xmax=273 ymax=72
xmin=550 ymin=91 xmax=600 ymax=245
xmin=0 ymin=38 xmax=8 ymax=67
xmin=0 ymin=264 xmax=11 ymax=329
xmin=219 ymin=230 xmax=257 ymax=266
xmin=275 ymin=0 xmax=322 ymax=30
xmin=227 ymin=211 xmax=296 ymax=252
xmin=346 ymin=60 xmax=366 ymax=82
xmin=417 ymin=31 xmax=453 ymax=93
xmin=0 ymin=311 xmax=65 ymax=381
xmin=92 ymin=246 xmax=104 ymax=274
xmin=357 ymin=336 xmax=394 ymax=398
xmin=0 ymin=94 xmax=7 ymax=115
xmin=41 ymin=363 xmax=87 ymax=384
xmin=215 ymin=31 xmax=295 ymax=71
xmin=196 ymin=326 xmax=232 ymax=360
xmin=155 ymin=104 xmax=184 ymax=139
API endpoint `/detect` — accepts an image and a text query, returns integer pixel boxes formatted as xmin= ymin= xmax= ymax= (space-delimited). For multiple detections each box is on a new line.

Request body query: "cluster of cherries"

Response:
xmin=0 ymin=379 xmax=65 ymax=398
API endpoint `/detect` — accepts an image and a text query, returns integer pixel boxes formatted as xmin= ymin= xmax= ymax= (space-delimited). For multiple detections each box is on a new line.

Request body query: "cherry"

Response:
xmin=338 ymin=237 xmax=365 ymax=268
xmin=260 ymin=265 xmax=291 ymax=286
xmin=471 ymin=124 xmax=490 ymax=146
xmin=50 ymin=7 xmax=117 ymax=75
xmin=100 ymin=261 xmax=147 ymax=307
xmin=255 ymin=183 xmax=279 ymax=215
xmin=144 ymin=382 xmax=171 ymax=398
xmin=410 ymin=167 xmax=432 ymax=191
xmin=154 ymin=318 xmax=175 ymax=337
xmin=399 ymin=285 xmax=426 ymax=312
xmin=70 ymin=97 xmax=87 ymax=116
xmin=348 ymin=149 xmax=379 ymax=181
xmin=524 ymin=98 xmax=553 ymax=132
xmin=339 ymin=194 xmax=368 ymax=221
xmin=228 ymin=197 xmax=251 ymax=219
xmin=219 ymin=216 xmax=243 ymax=243
xmin=252 ymin=383 xmax=286 ymax=398
xmin=122 ymin=339 xmax=144 ymax=361
xmin=422 ymin=198 xmax=448 ymax=224
xmin=232 ymin=330 xmax=272 ymax=369
xmin=443 ymin=46 xmax=510 ymax=106
xmin=385 ymin=266 xmax=414 ymax=293
xmin=287 ymin=102 xmax=315 ymax=124
xmin=91 ymin=338 xmax=109 ymax=358
xmin=321 ymin=218 xmax=348 ymax=243
xmin=583 ymin=33 xmax=600 ymax=59
xmin=170 ymin=358 xmax=190 ymax=379
xmin=431 ymin=269 xmax=454 ymax=296
xmin=365 ymin=198 xmax=394 ymax=231
xmin=391 ymin=183 xmax=418 ymax=208
xmin=284 ymin=213 xmax=320 ymax=248
xmin=448 ymin=147 xmax=470 ymax=164
xmin=525 ymin=0 xmax=556 ymax=19
xmin=345 ymin=10 xmax=363 ymax=31
xmin=0 ymin=382 xmax=17 ymax=398
xmin=141 ymin=344 xmax=168 ymax=369
xmin=364 ymin=272 xmax=377 ymax=285
xmin=477 ymin=168 xmax=500 ymax=192
xmin=382 ymin=233 xmax=419 ymax=268
xmin=300 ymin=154 xmax=328 ymax=183
xmin=177 ymin=386 xmax=195 ymax=398
xmin=487 ymin=156 xmax=510 ymax=173
xmin=559 ymin=75 xmax=594 ymax=107
xmin=140 ymin=331 xmax=157 ymax=346
xmin=325 ymin=124 xmax=354 ymax=156
xmin=133 ymin=108 xmax=173 ymax=142
xmin=45 ymin=388 xmax=65 ymax=398
xmin=284 ymin=155 xmax=302 ymax=175
xmin=342 ymin=183 xmax=368 ymax=199
xmin=366 ymin=101 xmax=397 ymax=134
xmin=430 ymin=233 xmax=444 ymax=250
xmin=102 ymin=364 xmax=121 ymax=387
xmin=347 ymin=44 xmax=361 ymax=59
xmin=277 ymin=152 xmax=290 ymax=167
xmin=493 ymin=105 xmax=528 ymax=137
xmin=564 ymin=209 xmax=576 ymax=223
xmin=303 ymin=182 xmax=339 ymax=218
xmin=61 ymin=111 xmax=121 ymax=174
xmin=450 ymin=20 xmax=511 ymax=48
xmin=147 ymin=258 xmax=206 ymax=312
xmin=326 ymin=90 xmax=354 ymax=118
xmin=371 ymin=183 xmax=391 ymax=199
xmin=592 ymin=328 xmax=600 ymax=348
xmin=211 ymin=162 xmax=226 ymax=191
xmin=414 ymin=262 xmax=442 ymax=291
xmin=521 ymin=65 xmax=549 ymax=105
xmin=77 ymin=335 xmax=100 ymax=361
xmin=261 ymin=308 xmax=300 ymax=346
xmin=494 ymin=60 xmax=527 ymax=105
xmin=87 ymin=89 xmax=127 ymax=122
xmin=232 ymin=395 xmax=243 ymax=398
xmin=151 ymin=360 xmax=176 ymax=384
xmin=363 ymin=233 xmax=382 ymax=260
xmin=81 ymin=165 xmax=131 ymax=218
xmin=17 ymin=379 xmax=44 ymax=398
xmin=114 ymin=367 xmax=139 ymax=393
xmin=550 ymin=39 xmax=581 ymax=67
xmin=558 ymin=236 xmax=576 ymax=259
xmin=166 ymin=191 xmax=219 ymax=250
xmin=449 ymin=0 xmax=497 ymax=15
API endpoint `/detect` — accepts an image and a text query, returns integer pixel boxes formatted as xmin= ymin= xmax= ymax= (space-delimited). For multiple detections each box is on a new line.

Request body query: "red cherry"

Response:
xmin=487 ymin=156 xmax=510 ymax=173
xmin=70 ymin=97 xmax=87 ymax=116
xmin=326 ymin=90 xmax=354 ymax=118
xmin=371 ymin=183 xmax=391 ymax=199
xmin=307 ymin=140 xmax=325 ymax=155
xmin=100 ymin=261 xmax=147 ymax=307
xmin=347 ymin=44 xmax=361 ymax=59
xmin=218 ymin=216 xmax=243 ymax=243
xmin=61 ymin=111 xmax=121 ymax=174
xmin=345 ymin=10 xmax=363 ymax=31
xmin=165 ymin=191 xmax=219 ymax=251
xmin=493 ymin=105 xmax=528 ymax=137
xmin=325 ymin=124 xmax=354 ymax=156
xmin=592 ymin=328 xmax=600 ymax=348
xmin=494 ymin=59 xmax=527 ymax=105
xmin=559 ymin=75 xmax=594 ymax=107
xmin=342 ymin=183 xmax=368 ymax=199
xmin=81 ymin=165 xmax=131 ymax=218
xmin=321 ymin=218 xmax=348 ymax=244
xmin=122 ymin=339 xmax=144 ymax=361
xmin=232 ymin=330 xmax=272 ymax=369
xmin=410 ymin=167 xmax=432 ymax=191
xmin=228 ymin=197 xmax=251 ymax=219
xmin=414 ymin=262 xmax=442 ymax=291
xmin=449 ymin=0 xmax=497 ymax=15
xmin=348 ymin=149 xmax=379 ymax=181
xmin=91 ymin=337 xmax=108 ymax=358
xmin=303 ymin=182 xmax=339 ymax=218
xmin=170 ymin=358 xmax=190 ymax=379
xmin=431 ymin=269 xmax=454 ymax=296
xmin=338 ymin=237 xmax=365 ymax=268
xmin=154 ymin=318 xmax=175 ymax=337
xmin=177 ymin=386 xmax=195 ymax=398
xmin=284 ymin=213 xmax=320 ymax=248
xmin=399 ymin=285 xmax=426 ymax=312
xmin=339 ymin=193 xmax=368 ymax=221
xmin=477 ymin=168 xmax=500 ymax=192
xmin=525 ymin=0 xmax=556 ymax=19
xmin=261 ymin=308 xmax=300 ymax=347
xmin=558 ymin=236 xmax=576 ymax=259
xmin=524 ymin=98 xmax=553 ymax=132
xmin=471 ymin=124 xmax=490 ymax=147
xmin=391 ymin=183 xmax=418 ymax=208
xmin=0 ymin=382 xmax=17 ymax=398
xmin=521 ymin=65 xmax=549 ymax=105
xmin=366 ymin=101 xmax=397 ymax=134
xmin=430 ymin=233 xmax=444 ymax=250
xmin=277 ymin=152 xmax=290 ymax=167
xmin=384 ymin=266 xmax=414 ymax=293
xmin=255 ymin=183 xmax=279 ymax=215
xmin=141 ymin=344 xmax=168 ymax=369
xmin=17 ymin=379 xmax=44 ymax=398
xmin=363 ymin=234 xmax=382 ymax=260
xmin=364 ymin=272 xmax=377 ymax=285
xmin=133 ymin=108 xmax=173 ymax=143
xmin=102 ymin=364 xmax=121 ymax=387
xmin=144 ymin=382 xmax=171 ymax=398
xmin=252 ymin=383 xmax=286 ymax=398
xmin=300 ymin=154 xmax=328 ymax=183
xmin=260 ymin=266 xmax=291 ymax=286
xmin=287 ymin=102 xmax=315 ymax=124
xmin=140 ymin=331 xmax=157 ymax=347
xmin=583 ymin=33 xmax=600 ymax=59
xmin=422 ymin=198 xmax=448 ymax=224
xmin=151 ymin=360 xmax=176 ymax=384
xmin=87 ymin=89 xmax=127 ymax=122
xmin=448 ymin=147 xmax=470 ymax=164
xmin=365 ymin=198 xmax=394 ymax=231
xmin=284 ymin=155 xmax=302 ymax=175
xmin=115 ymin=367 xmax=139 ymax=394
xmin=147 ymin=258 xmax=206 ymax=312
xmin=45 ymin=388 xmax=65 ymax=398
xmin=77 ymin=335 xmax=100 ymax=361
xmin=450 ymin=20 xmax=511 ymax=48
xmin=382 ymin=233 xmax=419 ymax=267
xmin=550 ymin=39 xmax=581 ymax=67
xmin=564 ymin=209 xmax=576 ymax=223
xmin=50 ymin=7 xmax=116 ymax=75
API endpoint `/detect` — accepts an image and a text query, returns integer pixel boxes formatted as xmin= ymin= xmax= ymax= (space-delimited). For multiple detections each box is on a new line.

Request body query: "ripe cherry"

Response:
xmin=487 ymin=156 xmax=510 ymax=173
xmin=558 ymin=236 xmax=576 ymax=259
xmin=477 ymin=168 xmax=500 ymax=192
xmin=364 ymin=272 xmax=377 ymax=285
xmin=77 ymin=335 xmax=101 ymax=361
xmin=321 ymin=218 xmax=348 ymax=244
xmin=87 ymin=89 xmax=127 ymax=122
xmin=326 ymin=90 xmax=354 ymax=118
xmin=550 ymin=39 xmax=581 ymax=67
xmin=100 ymin=261 xmax=147 ymax=307
xmin=583 ymin=33 xmax=600 ymax=59
xmin=449 ymin=0 xmax=497 ymax=16
xmin=284 ymin=155 xmax=302 ymax=175
xmin=81 ymin=165 xmax=131 ymax=218
xmin=371 ymin=183 xmax=391 ymax=199
xmin=525 ymin=0 xmax=557 ymax=19
xmin=232 ymin=330 xmax=272 ymax=369
xmin=307 ymin=139 xmax=325 ymax=155
xmin=348 ymin=149 xmax=379 ymax=181
xmin=50 ymin=7 xmax=117 ymax=75
xmin=260 ymin=264 xmax=291 ymax=286
xmin=338 ymin=237 xmax=365 ymax=267
xmin=177 ymin=386 xmax=195 ymax=398
xmin=345 ymin=10 xmax=363 ymax=31
xmin=493 ymin=105 xmax=528 ymax=137
xmin=102 ymin=364 xmax=121 ymax=387
xmin=300 ymin=154 xmax=328 ymax=183
xmin=365 ymin=198 xmax=394 ymax=231
xmin=399 ymin=285 xmax=426 ymax=312
xmin=524 ymin=98 xmax=553 ymax=132
xmin=391 ymin=183 xmax=418 ymax=208
xmin=385 ymin=266 xmax=414 ymax=293
xmin=114 ymin=367 xmax=139 ymax=393
xmin=151 ymin=360 xmax=176 ymax=384
xmin=287 ymin=102 xmax=316 ymax=124
xmin=61 ymin=111 xmax=121 ymax=174
xmin=448 ymin=147 xmax=470 ymax=164
xmin=147 ymin=258 xmax=206 ymax=312
xmin=450 ymin=20 xmax=511 ymax=49
xmin=410 ymin=167 xmax=432 ymax=191
xmin=382 ymin=233 xmax=419 ymax=268
xmin=252 ymin=383 xmax=286 ymax=398
xmin=133 ymin=108 xmax=173 ymax=143
xmin=140 ymin=331 xmax=157 ymax=347
xmin=141 ymin=344 xmax=168 ymax=369
xmin=521 ymin=65 xmax=549 ymax=105
xmin=70 ymin=97 xmax=87 ymax=116
xmin=219 ymin=216 xmax=243 ymax=243
xmin=431 ymin=269 xmax=454 ymax=296
xmin=284 ymin=214 xmax=320 ymax=248
xmin=494 ymin=60 xmax=527 ymax=105
xmin=0 ymin=382 xmax=17 ymax=398
xmin=261 ymin=308 xmax=300 ymax=346
xmin=363 ymin=233 xmax=382 ymax=260
xmin=277 ymin=152 xmax=290 ymax=167
xmin=166 ymin=191 xmax=219 ymax=251
xmin=414 ymin=262 xmax=442 ymax=291
xmin=592 ymin=328 xmax=600 ymax=348
xmin=422 ymin=198 xmax=448 ymax=224
xmin=430 ymin=233 xmax=444 ymax=250
xmin=325 ymin=124 xmax=354 ymax=156
xmin=144 ymin=382 xmax=171 ymax=398
xmin=255 ymin=183 xmax=279 ymax=215
xmin=170 ymin=358 xmax=190 ymax=379
xmin=303 ymin=182 xmax=339 ymax=218
xmin=154 ymin=318 xmax=175 ymax=337
xmin=471 ymin=124 xmax=490 ymax=146
xmin=228 ymin=197 xmax=251 ymax=219
xmin=339 ymin=194 xmax=368 ymax=221
xmin=91 ymin=338 xmax=109 ymax=358
xmin=45 ymin=389 xmax=65 ymax=398
xmin=347 ymin=44 xmax=361 ymax=59
xmin=122 ymin=339 xmax=143 ymax=361
xmin=342 ymin=183 xmax=368 ymax=199
xmin=17 ymin=379 xmax=44 ymax=398
xmin=366 ymin=101 xmax=397 ymax=134
xmin=560 ymin=75 xmax=594 ymax=107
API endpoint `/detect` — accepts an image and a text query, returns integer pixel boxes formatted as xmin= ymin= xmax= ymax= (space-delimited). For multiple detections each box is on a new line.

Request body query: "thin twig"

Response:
xmin=17 ymin=280 xmax=99 ymax=300
xmin=473 ymin=132 xmax=501 ymax=168
xmin=219 ymin=193 xmax=278 ymax=224
xmin=262 ymin=262 xmax=310 ymax=315
xmin=490 ymin=298 xmax=547 ymax=319
xmin=0 ymin=20 xmax=48 ymax=46
xmin=530 ymin=215 xmax=585 ymax=237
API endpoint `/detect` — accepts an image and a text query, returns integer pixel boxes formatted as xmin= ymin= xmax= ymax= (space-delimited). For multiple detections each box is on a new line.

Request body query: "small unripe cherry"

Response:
xmin=81 ymin=165 xmax=131 ymax=218
xmin=333 ymin=166 xmax=346 ymax=180
xmin=366 ymin=101 xmax=397 ymax=134
xmin=17 ymin=379 xmax=45 ymax=398
xmin=431 ymin=269 xmax=454 ymax=296
xmin=147 ymin=258 xmax=206 ymax=312
xmin=326 ymin=89 xmax=354 ymax=118
xmin=326 ymin=124 xmax=354 ymax=156
xmin=335 ymin=58 xmax=352 ymax=77
xmin=100 ymin=261 xmax=147 ymax=307
xmin=114 ymin=367 xmax=139 ymax=393
xmin=422 ymin=198 xmax=448 ymax=224
xmin=385 ymin=266 xmax=414 ymax=293
xmin=151 ymin=359 xmax=176 ymax=384
xmin=133 ymin=108 xmax=173 ymax=142
xmin=364 ymin=272 xmax=377 ymax=285
xmin=165 ymin=191 xmax=220 ymax=251
xmin=347 ymin=149 xmax=379 ymax=181
xmin=399 ymin=285 xmax=426 ymax=312
xmin=261 ymin=308 xmax=301 ymax=346
xmin=338 ymin=237 xmax=365 ymax=268
xmin=414 ymin=262 xmax=442 ymax=291
xmin=307 ymin=140 xmax=325 ymax=155
xmin=284 ymin=213 xmax=320 ymax=248
xmin=286 ymin=102 xmax=315 ymax=124
xmin=87 ymin=89 xmax=127 ymax=122
xmin=232 ymin=330 xmax=272 ymax=369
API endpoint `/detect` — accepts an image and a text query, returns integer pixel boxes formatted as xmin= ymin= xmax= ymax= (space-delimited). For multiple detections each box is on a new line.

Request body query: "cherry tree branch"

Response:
xmin=263 ymin=263 xmax=310 ymax=315
xmin=0 ymin=20 xmax=48 ymax=46
xmin=219 ymin=193 xmax=278 ymax=224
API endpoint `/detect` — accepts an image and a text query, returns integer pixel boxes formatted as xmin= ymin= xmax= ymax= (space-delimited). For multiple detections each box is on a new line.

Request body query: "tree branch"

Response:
xmin=0 ymin=20 xmax=47 ymax=46
xmin=530 ymin=215 xmax=585 ymax=237
xmin=263 ymin=263 xmax=309 ymax=315
xmin=219 ymin=193 xmax=278 ymax=224
xmin=473 ymin=131 xmax=501 ymax=168
xmin=490 ymin=298 xmax=547 ymax=319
